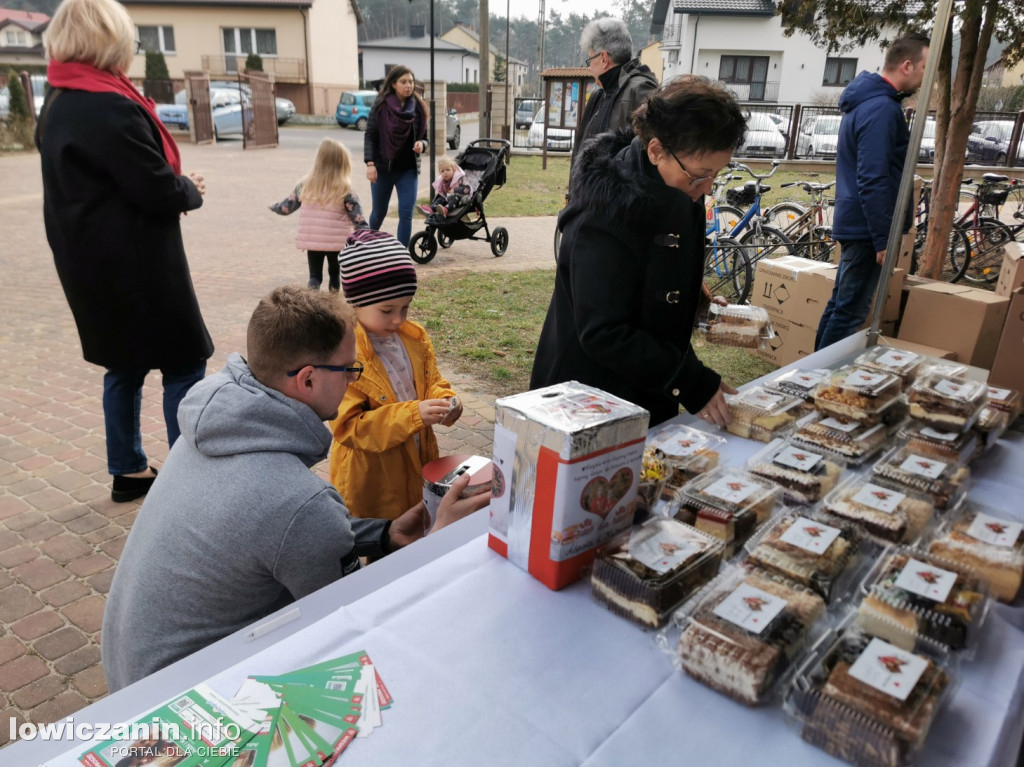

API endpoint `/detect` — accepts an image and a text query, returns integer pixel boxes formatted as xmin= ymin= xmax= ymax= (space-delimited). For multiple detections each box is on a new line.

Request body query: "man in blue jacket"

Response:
xmin=815 ymin=32 xmax=930 ymax=350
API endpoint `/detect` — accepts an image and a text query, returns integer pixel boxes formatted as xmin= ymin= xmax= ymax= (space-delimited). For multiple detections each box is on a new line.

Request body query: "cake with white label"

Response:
xmin=746 ymin=514 xmax=860 ymax=601
xmin=857 ymin=550 xmax=988 ymax=651
xmin=870 ymin=446 xmax=970 ymax=510
xmin=747 ymin=441 xmax=844 ymax=505
xmin=725 ymin=387 xmax=801 ymax=443
xmin=591 ymin=518 xmax=723 ymax=628
xmin=821 ymin=479 xmax=935 ymax=544
xmin=814 ymin=366 xmax=902 ymax=423
xmin=791 ymin=413 xmax=889 ymax=464
xmin=907 ymin=373 xmax=987 ymax=431
xmin=900 ymin=422 xmax=979 ymax=464
xmin=678 ymin=468 xmax=781 ymax=549
xmin=854 ymin=346 xmax=925 ymax=384
xmin=676 ymin=568 xmax=826 ymax=705
xmin=705 ymin=304 xmax=771 ymax=348
xmin=927 ymin=507 xmax=1024 ymax=603
xmin=792 ymin=631 xmax=951 ymax=767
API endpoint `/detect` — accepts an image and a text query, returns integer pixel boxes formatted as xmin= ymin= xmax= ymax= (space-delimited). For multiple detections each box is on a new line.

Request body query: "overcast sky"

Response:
xmin=501 ymin=0 xmax=616 ymax=21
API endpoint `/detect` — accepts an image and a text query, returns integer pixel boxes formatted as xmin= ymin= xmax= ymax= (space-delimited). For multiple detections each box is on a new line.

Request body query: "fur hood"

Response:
xmin=562 ymin=129 xmax=689 ymax=231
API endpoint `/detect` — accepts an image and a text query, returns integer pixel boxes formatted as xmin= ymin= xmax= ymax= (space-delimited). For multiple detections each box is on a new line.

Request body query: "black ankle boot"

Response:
xmin=111 ymin=468 xmax=158 ymax=503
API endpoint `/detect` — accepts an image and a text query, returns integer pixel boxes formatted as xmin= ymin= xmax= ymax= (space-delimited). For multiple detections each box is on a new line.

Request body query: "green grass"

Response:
xmin=416 ymin=269 xmax=780 ymax=396
xmin=419 ymin=155 xmax=571 ymax=218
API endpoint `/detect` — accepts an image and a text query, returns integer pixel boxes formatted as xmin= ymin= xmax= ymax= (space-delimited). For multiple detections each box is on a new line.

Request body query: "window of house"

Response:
xmin=719 ymin=55 xmax=769 ymax=84
xmin=823 ymin=57 xmax=857 ymax=87
xmin=5 ymin=29 xmax=29 ymax=46
xmin=138 ymin=25 xmax=175 ymax=54
xmin=222 ymin=28 xmax=278 ymax=57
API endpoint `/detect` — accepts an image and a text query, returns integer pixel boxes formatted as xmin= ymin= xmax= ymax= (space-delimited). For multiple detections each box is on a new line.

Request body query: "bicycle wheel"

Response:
xmin=912 ymin=222 xmax=970 ymax=282
xmin=963 ymin=217 xmax=1014 ymax=283
xmin=791 ymin=226 xmax=835 ymax=262
xmin=704 ymin=237 xmax=752 ymax=304
xmin=716 ymin=204 xmax=745 ymax=237
xmin=739 ymin=225 xmax=791 ymax=269
xmin=764 ymin=202 xmax=806 ymax=235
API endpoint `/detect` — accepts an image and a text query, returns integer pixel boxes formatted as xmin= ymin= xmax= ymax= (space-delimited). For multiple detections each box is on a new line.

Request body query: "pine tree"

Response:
xmin=145 ymin=51 xmax=170 ymax=80
xmin=6 ymin=71 xmax=30 ymax=121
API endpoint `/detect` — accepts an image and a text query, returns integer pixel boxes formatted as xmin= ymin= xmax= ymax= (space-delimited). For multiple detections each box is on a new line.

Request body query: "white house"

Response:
xmin=360 ymin=28 xmax=481 ymax=84
xmin=654 ymin=0 xmax=889 ymax=104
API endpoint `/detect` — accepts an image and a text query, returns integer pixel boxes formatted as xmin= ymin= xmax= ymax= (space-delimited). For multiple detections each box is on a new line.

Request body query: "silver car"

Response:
xmin=210 ymin=80 xmax=294 ymax=125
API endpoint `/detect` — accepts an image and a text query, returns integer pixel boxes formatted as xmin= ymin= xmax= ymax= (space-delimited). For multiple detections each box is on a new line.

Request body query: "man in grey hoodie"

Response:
xmin=102 ymin=286 xmax=488 ymax=692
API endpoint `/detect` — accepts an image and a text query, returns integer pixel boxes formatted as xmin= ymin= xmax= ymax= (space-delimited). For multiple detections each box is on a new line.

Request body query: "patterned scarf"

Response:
xmin=376 ymin=93 xmax=424 ymax=161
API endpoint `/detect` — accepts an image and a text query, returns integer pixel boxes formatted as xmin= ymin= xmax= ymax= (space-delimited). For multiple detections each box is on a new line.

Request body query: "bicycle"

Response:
xmin=763 ymin=180 xmax=837 ymax=262
xmin=715 ymin=160 xmax=793 ymax=277
xmin=911 ymin=177 xmax=971 ymax=283
xmin=956 ymin=175 xmax=1016 ymax=284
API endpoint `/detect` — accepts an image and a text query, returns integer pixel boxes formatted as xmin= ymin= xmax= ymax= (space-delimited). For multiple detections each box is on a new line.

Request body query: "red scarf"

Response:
xmin=47 ymin=59 xmax=182 ymax=175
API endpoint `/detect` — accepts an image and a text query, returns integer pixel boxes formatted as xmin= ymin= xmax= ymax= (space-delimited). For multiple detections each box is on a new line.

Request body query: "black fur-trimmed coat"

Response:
xmin=530 ymin=131 xmax=720 ymax=426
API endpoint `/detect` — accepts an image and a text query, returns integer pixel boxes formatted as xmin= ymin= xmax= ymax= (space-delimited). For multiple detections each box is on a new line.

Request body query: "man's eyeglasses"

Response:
xmin=668 ymin=151 xmax=714 ymax=190
xmin=584 ymin=51 xmax=605 ymax=67
xmin=134 ymin=40 xmax=144 ymax=54
xmin=286 ymin=362 xmax=364 ymax=381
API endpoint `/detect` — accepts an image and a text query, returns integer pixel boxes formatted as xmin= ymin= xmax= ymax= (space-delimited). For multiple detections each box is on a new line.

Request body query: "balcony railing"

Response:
xmin=201 ymin=55 xmax=307 ymax=83
xmin=723 ymin=80 xmax=780 ymax=103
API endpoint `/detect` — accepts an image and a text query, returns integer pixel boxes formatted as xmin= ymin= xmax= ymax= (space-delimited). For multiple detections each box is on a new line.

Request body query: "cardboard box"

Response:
xmin=751 ymin=256 xmax=835 ymax=328
xmin=876 ymin=336 xmax=957 ymax=361
xmin=755 ymin=316 xmax=818 ymax=368
xmin=815 ymin=266 xmax=906 ymax=325
xmin=898 ymin=282 xmax=1011 ymax=369
xmin=990 ymin=288 xmax=1024 ymax=390
xmin=996 ymin=242 xmax=1024 ymax=298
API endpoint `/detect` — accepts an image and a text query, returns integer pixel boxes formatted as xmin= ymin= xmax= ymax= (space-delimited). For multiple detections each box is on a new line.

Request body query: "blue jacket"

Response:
xmin=832 ymin=71 xmax=911 ymax=251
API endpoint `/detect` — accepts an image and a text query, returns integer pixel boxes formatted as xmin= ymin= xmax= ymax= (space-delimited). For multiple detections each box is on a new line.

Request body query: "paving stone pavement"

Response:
xmin=0 ymin=131 xmax=557 ymax=747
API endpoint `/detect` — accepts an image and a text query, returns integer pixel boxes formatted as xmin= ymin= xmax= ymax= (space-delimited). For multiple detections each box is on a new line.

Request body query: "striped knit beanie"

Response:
xmin=339 ymin=229 xmax=418 ymax=307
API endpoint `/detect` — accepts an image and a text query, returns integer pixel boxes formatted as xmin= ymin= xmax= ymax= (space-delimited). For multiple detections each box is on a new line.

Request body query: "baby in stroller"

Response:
xmin=420 ymin=155 xmax=473 ymax=218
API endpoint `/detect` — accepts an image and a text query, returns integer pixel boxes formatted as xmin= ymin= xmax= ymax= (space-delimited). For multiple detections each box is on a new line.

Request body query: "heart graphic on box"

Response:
xmin=580 ymin=467 xmax=634 ymax=519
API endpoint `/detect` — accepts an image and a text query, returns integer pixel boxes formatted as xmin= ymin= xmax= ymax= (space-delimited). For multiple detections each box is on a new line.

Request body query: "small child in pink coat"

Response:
xmin=419 ymin=155 xmax=472 ymax=218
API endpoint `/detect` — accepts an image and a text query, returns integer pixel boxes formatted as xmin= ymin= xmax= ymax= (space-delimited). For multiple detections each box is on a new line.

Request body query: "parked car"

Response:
xmin=210 ymin=80 xmax=294 ymax=125
xmin=445 ymin=108 xmax=461 ymax=150
xmin=155 ymin=88 xmax=251 ymax=140
xmin=515 ymin=99 xmax=541 ymax=129
xmin=797 ymin=114 xmax=841 ymax=159
xmin=335 ymin=89 xmax=378 ymax=130
xmin=526 ymin=107 xmax=574 ymax=151
xmin=736 ymin=111 xmax=787 ymax=158
xmin=966 ymin=120 xmax=1021 ymax=164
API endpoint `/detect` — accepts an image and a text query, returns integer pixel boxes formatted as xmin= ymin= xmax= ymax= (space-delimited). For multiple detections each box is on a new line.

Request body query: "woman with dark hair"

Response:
xmin=364 ymin=66 xmax=430 ymax=247
xmin=530 ymin=76 xmax=747 ymax=427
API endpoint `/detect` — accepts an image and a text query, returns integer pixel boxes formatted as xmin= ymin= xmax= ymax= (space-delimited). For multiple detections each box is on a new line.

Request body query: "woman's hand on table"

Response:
xmin=697 ymin=381 xmax=737 ymax=428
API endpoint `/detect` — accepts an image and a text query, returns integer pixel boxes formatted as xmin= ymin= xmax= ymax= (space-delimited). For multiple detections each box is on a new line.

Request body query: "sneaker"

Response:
xmin=112 ymin=468 xmax=158 ymax=503
xmin=438 ymin=205 xmax=448 ymax=217
xmin=418 ymin=204 xmax=434 ymax=216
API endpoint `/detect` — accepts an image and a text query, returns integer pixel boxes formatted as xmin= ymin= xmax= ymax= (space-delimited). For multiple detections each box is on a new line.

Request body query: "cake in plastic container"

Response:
xmin=927 ymin=503 xmax=1024 ymax=603
xmin=821 ymin=475 xmax=936 ymax=545
xmin=764 ymin=368 xmax=832 ymax=404
xmin=870 ymin=445 xmax=970 ymax=511
xmin=786 ymin=622 xmax=954 ymax=767
xmin=907 ymin=372 xmax=987 ymax=431
xmin=790 ymin=410 xmax=890 ymax=466
xmin=745 ymin=438 xmax=845 ymax=505
xmin=814 ymin=366 xmax=903 ymax=423
xmin=591 ymin=517 xmax=724 ymax=628
xmin=745 ymin=511 xmax=865 ymax=602
xmin=972 ymin=406 xmax=1011 ymax=452
xmin=856 ymin=548 xmax=989 ymax=654
xmin=641 ymin=426 xmax=726 ymax=515
xmin=899 ymin=421 xmax=980 ymax=464
xmin=984 ymin=384 xmax=1021 ymax=420
xmin=673 ymin=566 xmax=828 ymax=705
xmin=855 ymin=345 xmax=926 ymax=384
xmin=724 ymin=387 xmax=802 ymax=442
xmin=702 ymin=303 xmax=773 ymax=349
xmin=677 ymin=467 xmax=782 ymax=551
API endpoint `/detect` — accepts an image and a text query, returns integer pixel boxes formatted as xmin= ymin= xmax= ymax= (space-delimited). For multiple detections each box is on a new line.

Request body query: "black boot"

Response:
xmin=111 ymin=468 xmax=158 ymax=503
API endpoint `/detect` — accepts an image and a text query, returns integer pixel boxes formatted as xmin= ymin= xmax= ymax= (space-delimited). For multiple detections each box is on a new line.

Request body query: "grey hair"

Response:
xmin=579 ymin=18 xmax=633 ymax=66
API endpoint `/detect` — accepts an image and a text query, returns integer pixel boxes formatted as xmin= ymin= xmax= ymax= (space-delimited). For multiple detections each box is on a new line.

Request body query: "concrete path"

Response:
xmin=0 ymin=129 xmax=557 ymax=746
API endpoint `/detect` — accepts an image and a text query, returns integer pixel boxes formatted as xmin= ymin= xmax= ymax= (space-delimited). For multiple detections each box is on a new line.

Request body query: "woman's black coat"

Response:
xmin=530 ymin=131 xmax=721 ymax=426
xmin=37 ymin=89 xmax=213 ymax=371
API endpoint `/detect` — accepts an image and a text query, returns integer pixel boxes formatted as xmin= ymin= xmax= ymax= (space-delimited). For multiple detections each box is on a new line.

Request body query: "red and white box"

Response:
xmin=488 ymin=382 xmax=649 ymax=590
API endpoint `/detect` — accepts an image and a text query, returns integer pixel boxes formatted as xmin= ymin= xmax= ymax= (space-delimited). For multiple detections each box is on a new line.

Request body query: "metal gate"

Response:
xmin=184 ymin=71 xmax=214 ymax=144
xmin=239 ymin=72 xmax=279 ymax=149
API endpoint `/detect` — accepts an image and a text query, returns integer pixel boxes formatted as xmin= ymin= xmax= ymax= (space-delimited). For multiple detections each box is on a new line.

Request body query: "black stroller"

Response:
xmin=408 ymin=138 xmax=511 ymax=264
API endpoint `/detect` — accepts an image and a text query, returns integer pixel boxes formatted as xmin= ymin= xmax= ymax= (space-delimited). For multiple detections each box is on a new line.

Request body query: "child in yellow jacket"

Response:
xmin=329 ymin=230 xmax=463 ymax=520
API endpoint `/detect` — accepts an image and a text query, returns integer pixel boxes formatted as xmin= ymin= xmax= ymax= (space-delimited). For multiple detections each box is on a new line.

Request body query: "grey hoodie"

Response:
xmin=102 ymin=353 xmax=388 ymax=692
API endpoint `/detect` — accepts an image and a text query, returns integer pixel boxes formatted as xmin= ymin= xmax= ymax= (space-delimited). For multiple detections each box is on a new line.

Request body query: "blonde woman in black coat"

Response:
xmin=531 ymin=76 xmax=747 ymax=427
xmin=38 ymin=0 xmax=212 ymax=502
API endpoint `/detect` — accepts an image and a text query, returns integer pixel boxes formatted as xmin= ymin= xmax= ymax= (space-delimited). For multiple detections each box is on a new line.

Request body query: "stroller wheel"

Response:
xmin=438 ymin=232 xmax=454 ymax=249
xmin=409 ymin=231 xmax=438 ymax=264
xmin=490 ymin=227 xmax=509 ymax=257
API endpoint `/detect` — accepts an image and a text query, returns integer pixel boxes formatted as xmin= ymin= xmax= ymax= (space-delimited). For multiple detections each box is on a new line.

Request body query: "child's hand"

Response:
xmin=419 ymin=399 xmax=450 ymax=426
xmin=441 ymin=396 xmax=463 ymax=426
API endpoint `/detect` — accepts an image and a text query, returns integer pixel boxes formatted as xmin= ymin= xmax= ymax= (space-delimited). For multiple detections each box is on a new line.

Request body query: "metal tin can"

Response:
xmin=422 ymin=454 xmax=493 ymax=531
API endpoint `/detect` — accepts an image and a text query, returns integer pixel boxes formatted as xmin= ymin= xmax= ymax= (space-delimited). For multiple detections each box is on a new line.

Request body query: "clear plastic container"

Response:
xmin=814 ymin=366 xmax=903 ymax=423
xmin=790 ymin=410 xmax=890 ymax=466
xmin=590 ymin=517 xmax=724 ymax=628
xmin=907 ymin=371 xmax=988 ymax=431
xmin=856 ymin=547 xmax=990 ymax=655
xmin=702 ymin=303 xmax=774 ymax=349
xmin=647 ymin=425 xmax=725 ymax=492
xmin=764 ymin=368 xmax=833 ymax=402
xmin=899 ymin=421 xmax=980 ymax=464
xmin=677 ymin=467 xmax=782 ymax=551
xmin=744 ymin=510 xmax=867 ymax=603
xmin=973 ymin=406 xmax=1011 ymax=452
xmin=985 ymin=384 xmax=1022 ymax=422
xmin=785 ymin=620 xmax=956 ymax=767
xmin=821 ymin=474 xmax=937 ymax=545
xmin=870 ymin=444 xmax=971 ymax=511
xmin=855 ymin=346 xmax=926 ymax=384
xmin=926 ymin=502 xmax=1024 ymax=604
xmin=724 ymin=387 xmax=802 ymax=442
xmin=670 ymin=565 xmax=829 ymax=706
xmin=745 ymin=437 xmax=846 ymax=505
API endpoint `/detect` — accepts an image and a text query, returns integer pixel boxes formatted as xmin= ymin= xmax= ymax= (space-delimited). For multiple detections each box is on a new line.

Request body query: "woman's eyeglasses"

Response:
xmin=668 ymin=151 xmax=714 ymax=189
xmin=286 ymin=362 xmax=364 ymax=382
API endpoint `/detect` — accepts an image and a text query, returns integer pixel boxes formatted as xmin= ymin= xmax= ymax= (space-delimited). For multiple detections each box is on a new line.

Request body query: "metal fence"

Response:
xmin=200 ymin=56 xmax=306 ymax=82
xmin=240 ymin=73 xmax=279 ymax=150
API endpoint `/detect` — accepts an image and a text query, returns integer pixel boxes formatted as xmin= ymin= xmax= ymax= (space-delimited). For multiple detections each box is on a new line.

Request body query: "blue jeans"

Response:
xmin=369 ymin=167 xmax=418 ymax=246
xmin=103 ymin=360 xmax=207 ymax=475
xmin=815 ymin=240 xmax=882 ymax=351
